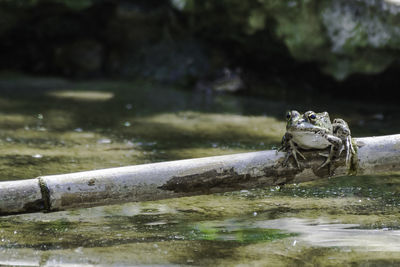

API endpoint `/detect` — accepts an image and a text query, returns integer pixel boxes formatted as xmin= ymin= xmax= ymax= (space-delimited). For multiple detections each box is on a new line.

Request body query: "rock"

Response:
xmin=259 ymin=0 xmax=400 ymax=79
xmin=3 ymin=0 xmax=400 ymax=88
xmin=178 ymin=0 xmax=400 ymax=79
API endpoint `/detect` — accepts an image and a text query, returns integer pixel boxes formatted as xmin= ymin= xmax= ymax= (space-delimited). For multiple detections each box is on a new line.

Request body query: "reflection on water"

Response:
xmin=256 ymin=218 xmax=400 ymax=251
xmin=2 ymin=206 xmax=400 ymax=266
xmin=1 ymin=76 xmax=400 ymax=265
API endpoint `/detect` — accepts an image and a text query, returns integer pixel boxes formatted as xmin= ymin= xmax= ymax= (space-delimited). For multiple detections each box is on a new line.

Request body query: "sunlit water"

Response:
xmin=1 ymin=74 xmax=400 ymax=265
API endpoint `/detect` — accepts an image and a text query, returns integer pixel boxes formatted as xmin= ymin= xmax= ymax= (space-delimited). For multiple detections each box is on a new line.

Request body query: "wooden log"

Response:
xmin=1 ymin=134 xmax=400 ymax=216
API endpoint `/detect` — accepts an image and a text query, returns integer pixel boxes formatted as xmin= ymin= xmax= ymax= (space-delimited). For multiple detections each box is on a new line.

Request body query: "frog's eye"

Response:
xmin=309 ymin=113 xmax=317 ymax=120
xmin=286 ymin=112 xmax=291 ymax=120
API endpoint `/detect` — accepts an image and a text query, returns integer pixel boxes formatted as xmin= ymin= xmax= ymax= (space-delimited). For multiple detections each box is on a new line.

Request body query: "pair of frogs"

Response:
xmin=280 ymin=110 xmax=355 ymax=170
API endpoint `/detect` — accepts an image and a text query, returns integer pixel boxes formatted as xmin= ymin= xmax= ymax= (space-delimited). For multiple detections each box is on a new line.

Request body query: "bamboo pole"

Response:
xmin=1 ymin=134 xmax=400 ymax=216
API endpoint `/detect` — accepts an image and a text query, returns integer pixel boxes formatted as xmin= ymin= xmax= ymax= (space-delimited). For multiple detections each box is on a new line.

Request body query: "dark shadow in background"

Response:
xmin=1 ymin=0 xmax=400 ymax=103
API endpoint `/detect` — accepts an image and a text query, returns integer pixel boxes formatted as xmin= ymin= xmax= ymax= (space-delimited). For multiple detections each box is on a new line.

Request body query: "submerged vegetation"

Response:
xmin=0 ymin=75 xmax=400 ymax=265
xmin=1 ymin=74 xmax=400 ymax=180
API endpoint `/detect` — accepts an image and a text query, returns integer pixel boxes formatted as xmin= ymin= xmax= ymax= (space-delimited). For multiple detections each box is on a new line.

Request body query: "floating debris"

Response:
xmin=36 ymin=127 xmax=47 ymax=132
xmin=97 ymin=138 xmax=112 ymax=144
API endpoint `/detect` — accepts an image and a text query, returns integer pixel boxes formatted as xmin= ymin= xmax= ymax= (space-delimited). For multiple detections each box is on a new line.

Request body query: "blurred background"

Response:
xmin=2 ymin=0 xmax=400 ymax=101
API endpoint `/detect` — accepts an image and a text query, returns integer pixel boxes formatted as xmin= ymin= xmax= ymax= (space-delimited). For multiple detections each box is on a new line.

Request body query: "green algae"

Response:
xmin=190 ymin=221 xmax=296 ymax=243
xmin=1 ymin=74 xmax=400 ymax=265
xmin=0 ymin=75 xmax=285 ymax=180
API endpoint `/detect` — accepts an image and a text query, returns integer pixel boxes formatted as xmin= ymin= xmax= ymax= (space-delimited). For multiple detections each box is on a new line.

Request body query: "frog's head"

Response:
xmin=286 ymin=110 xmax=332 ymax=133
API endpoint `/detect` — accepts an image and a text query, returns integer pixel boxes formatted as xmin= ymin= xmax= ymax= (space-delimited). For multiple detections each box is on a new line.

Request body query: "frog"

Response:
xmin=280 ymin=110 xmax=354 ymax=170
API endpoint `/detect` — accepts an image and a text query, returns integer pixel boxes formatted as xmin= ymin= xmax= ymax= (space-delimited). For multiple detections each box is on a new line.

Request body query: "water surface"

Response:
xmin=1 ymin=74 xmax=400 ymax=265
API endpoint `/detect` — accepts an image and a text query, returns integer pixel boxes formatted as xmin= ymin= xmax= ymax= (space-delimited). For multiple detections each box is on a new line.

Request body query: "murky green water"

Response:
xmin=1 ymin=74 xmax=400 ymax=266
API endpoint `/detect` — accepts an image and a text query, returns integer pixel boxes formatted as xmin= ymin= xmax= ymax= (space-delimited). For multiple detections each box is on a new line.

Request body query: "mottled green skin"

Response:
xmin=286 ymin=110 xmax=334 ymax=150
xmin=281 ymin=110 xmax=353 ymax=170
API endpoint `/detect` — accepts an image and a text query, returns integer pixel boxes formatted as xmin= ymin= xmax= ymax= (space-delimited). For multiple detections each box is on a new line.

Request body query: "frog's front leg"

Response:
xmin=333 ymin=119 xmax=355 ymax=165
xmin=317 ymin=133 xmax=342 ymax=170
xmin=280 ymin=133 xmax=306 ymax=168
